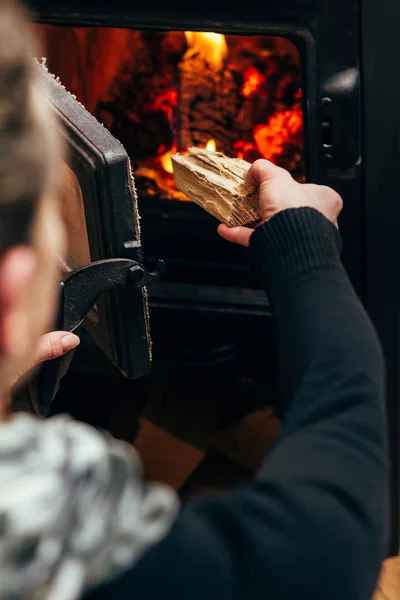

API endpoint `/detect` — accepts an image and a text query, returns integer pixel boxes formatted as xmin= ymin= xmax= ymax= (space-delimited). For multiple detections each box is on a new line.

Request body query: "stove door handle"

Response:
xmin=33 ymin=257 xmax=165 ymax=417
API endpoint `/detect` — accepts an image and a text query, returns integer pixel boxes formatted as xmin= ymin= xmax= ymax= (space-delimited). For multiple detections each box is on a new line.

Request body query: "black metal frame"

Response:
xmin=38 ymin=65 xmax=152 ymax=379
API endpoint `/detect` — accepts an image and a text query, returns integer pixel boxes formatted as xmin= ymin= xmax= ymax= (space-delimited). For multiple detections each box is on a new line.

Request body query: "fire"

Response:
xmin=130 ymin=31 xmax=304 ymax=196
xmin=233 ymin=140 xmax=257 ymax=161
xmin=153 ymin=89 xmax=178 ymax=119
xmin=185 ymin=31 xmax=227 ymax=70
xmin=159 ymin=139 xmax=216 ymax=174
xmin=242 ymin=67 xmax=264 ymax=98
xmin=254 ymin=107 xmax=303 ymax=161
xmin=159 ymin=146 xmax=176 ymax=174
xmin=205 ymin=139 xmax=216 ymax=152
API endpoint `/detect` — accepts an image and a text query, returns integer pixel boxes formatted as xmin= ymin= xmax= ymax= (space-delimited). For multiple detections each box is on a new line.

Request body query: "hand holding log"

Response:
xmin=171 ymin=147 xmax=261 ymax=227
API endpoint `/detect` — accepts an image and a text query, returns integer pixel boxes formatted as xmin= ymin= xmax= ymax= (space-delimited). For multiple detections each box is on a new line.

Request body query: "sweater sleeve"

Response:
xmin=86 ymin=208 xmax=388 ymax=600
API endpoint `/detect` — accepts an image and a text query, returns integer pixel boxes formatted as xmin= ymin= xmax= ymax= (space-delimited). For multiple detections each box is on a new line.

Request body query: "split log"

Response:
xmin=172 ymin=147 xmax=261 ymax=226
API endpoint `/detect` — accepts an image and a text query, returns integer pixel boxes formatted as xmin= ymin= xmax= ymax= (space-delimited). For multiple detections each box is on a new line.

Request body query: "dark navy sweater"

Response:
xmin=86 ymin=208 xmax=388 ymax=600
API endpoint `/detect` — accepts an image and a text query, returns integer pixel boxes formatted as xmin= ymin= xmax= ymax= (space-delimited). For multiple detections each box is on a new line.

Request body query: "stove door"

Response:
xmin=38 ymin=62 xmax=151 ymax=379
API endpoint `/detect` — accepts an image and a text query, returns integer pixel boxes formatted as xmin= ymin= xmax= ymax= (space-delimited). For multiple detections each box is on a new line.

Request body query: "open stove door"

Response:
xmin=36 ymin=60 xmax=152 ymax=380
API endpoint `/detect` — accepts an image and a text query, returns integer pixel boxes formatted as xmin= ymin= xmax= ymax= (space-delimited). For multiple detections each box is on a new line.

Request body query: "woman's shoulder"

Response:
xmin=0 ymin=413 xmax=179 ymax=600
xmin=0 ymin=412 xmax=142 ymax=474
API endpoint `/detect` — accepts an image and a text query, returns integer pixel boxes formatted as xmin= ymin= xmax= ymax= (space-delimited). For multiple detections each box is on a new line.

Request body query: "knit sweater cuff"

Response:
xmin=248 ymin=208 xmax=343 ymax=304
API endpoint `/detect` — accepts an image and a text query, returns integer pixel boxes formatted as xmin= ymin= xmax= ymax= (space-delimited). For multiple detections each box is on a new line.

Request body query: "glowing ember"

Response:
xmin=254 ymin=107 xmax=303 ymax=161
xmin=205 ymin=139 xmax=216 ymax=152
xmin=153 ymin=89 xmax=178 ymax=120
xmin=233 ymin=140 xmax=258 ymax=161
xmin=241 ymin=66 xmax=264 ymax=98
xmin=184 ymin=31 xmax=228 ymax=71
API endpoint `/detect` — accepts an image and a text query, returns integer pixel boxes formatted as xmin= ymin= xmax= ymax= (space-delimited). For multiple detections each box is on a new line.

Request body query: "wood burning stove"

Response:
xmin=27 ymin=0 xmax=400 ymax=554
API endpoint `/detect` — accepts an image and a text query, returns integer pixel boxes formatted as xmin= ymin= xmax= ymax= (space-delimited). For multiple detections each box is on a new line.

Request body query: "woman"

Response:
xmin=0 ymin=1 xmax=387 ymax=599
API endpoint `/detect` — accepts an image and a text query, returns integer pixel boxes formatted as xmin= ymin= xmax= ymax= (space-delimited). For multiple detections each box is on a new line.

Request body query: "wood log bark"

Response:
xmin=178 ymin=49 xmax=240 ymax=155
xmin=172 ymin=147 xmax=261 ymax=226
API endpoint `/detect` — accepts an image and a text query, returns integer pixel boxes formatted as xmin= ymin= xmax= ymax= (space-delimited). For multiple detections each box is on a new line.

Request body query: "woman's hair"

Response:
xmin=0 ymin=0 xmax=61 ymax=253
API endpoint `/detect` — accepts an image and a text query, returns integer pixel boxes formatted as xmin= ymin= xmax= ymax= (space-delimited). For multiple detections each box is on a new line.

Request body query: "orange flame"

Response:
xmin=185 ymin=31 xmax=227 ymax=70
xmin=205 ymin=139 xmax=216 ymax=152
xmin=159 ymin=139 xmax=216 ymax=173
xmin=159 ymin=145 xmax=177 ymax=174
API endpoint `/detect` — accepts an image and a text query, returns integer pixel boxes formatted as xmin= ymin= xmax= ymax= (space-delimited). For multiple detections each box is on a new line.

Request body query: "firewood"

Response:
xmin=178 ymin=47 xmax=240 ymax=156
xmin=172 ymin=147 xmax=261 ymax=226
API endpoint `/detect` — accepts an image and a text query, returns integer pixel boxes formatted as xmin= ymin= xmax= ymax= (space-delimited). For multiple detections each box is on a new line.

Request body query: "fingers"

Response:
xmin=218 ymin=224 xmax=253 ymax=247
xmin=244 ymin=159 xmax=290 ymax=186
xmin=11 ymin=332 xmax=80 ymax=390
xmin=33 ymin=331 xmax=80 ymax=366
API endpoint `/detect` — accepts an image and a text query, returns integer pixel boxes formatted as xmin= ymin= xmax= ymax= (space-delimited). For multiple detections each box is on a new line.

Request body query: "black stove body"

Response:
xmin=29 ymin=0 xmax=400 ymax=554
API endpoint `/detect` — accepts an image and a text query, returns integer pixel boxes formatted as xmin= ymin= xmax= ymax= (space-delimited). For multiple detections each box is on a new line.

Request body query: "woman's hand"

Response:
xmin=12 ymin=331 xmax=80 ymax=389
xmin=218 ymin=159 xmax=343 ymax=247
xmin=33 ymin=331 xmax=80 ymax=364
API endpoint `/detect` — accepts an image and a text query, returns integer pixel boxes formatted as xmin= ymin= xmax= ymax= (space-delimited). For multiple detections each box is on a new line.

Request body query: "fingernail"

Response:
xmin=61 ymin=333 xmax=80 ymax=352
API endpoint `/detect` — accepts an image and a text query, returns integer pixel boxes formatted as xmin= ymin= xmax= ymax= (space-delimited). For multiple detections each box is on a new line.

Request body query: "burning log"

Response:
xmin=172 ymin=147 xmax=261 ymax=226
xmin=179 ymin=32 xmax=240 ymax=155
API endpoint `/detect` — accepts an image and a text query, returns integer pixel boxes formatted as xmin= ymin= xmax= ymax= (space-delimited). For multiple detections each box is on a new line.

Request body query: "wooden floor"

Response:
xmin=375 ymin=557 xmax=400 ymax=599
